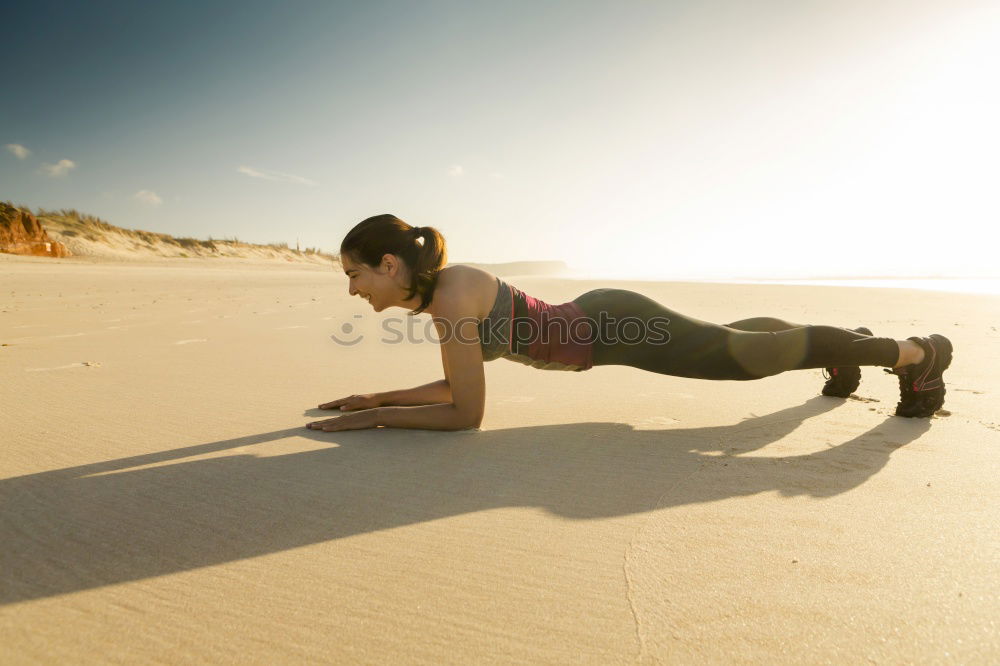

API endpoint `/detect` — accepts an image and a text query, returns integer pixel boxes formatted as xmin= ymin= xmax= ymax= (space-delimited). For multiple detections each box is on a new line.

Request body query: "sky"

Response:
xmin=2 ymin=0 xmax=998 ymax=280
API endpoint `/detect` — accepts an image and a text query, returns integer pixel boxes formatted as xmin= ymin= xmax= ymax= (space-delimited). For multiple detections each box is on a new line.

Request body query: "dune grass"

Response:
xmin=24 ymin=206 xmax=338 ymax=262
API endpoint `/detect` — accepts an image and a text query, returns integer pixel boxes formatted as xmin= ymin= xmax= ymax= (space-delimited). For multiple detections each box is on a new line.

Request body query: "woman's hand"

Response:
xmin=318 ymin=393 xmax=382 ymax=411
xmin=307 ymin=408 xmax=381 ymax=432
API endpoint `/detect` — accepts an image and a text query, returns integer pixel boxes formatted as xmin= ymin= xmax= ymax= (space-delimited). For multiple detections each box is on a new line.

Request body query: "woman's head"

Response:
xmin=339 ymin=214 xmax=447 ymax=315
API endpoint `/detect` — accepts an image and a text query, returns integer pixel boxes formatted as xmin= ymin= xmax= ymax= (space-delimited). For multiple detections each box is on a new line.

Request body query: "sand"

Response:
xmin=2 ymin=254 xmax=998 ymax=663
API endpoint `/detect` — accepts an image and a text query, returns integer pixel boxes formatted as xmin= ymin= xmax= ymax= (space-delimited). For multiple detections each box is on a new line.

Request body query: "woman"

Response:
xmin=307 ymin=215 xmax=952 ymax=432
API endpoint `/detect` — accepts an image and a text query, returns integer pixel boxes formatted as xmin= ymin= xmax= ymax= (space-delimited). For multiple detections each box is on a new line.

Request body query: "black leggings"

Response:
xmin=572 ymin=288 xmax=900 ymax=381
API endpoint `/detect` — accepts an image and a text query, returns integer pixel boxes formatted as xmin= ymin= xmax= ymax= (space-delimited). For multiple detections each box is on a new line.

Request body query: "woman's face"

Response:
xmin=341 ymin=253 xmax=399 ymax=312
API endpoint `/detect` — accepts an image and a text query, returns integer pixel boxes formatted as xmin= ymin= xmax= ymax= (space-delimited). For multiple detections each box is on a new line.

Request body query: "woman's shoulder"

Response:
xmin=439 ymin=263 xmax=497 ymax=284
xmin=432 ymin=264 xmax=499 ymax=319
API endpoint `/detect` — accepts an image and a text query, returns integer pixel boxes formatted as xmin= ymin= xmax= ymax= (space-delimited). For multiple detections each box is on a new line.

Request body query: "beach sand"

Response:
xmin=2 ymin=255 xmax=998 ymax=663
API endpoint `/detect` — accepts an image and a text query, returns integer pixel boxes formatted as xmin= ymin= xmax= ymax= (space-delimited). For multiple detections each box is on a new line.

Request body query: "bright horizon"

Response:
xmin=2 ymin=0 xmax=998 ymax=280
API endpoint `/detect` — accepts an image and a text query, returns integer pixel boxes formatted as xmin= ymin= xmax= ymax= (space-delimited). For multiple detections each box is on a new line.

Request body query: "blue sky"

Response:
xmin=3 ymin=0 xmax=998 ymax=278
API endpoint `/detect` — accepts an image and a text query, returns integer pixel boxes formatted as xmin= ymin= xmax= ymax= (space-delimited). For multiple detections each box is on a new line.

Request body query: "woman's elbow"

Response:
xmin=453 ymin=405 xmax=483 ymax=430
xmin=460 ymin=414 xmax=483 ymax=431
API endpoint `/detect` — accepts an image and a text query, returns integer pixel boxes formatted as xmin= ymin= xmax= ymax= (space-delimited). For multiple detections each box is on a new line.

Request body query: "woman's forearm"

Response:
xmin=378 ymin=379 xmax=452 ymax=406
xmin=376 ymin=404 xmax=479 ymax=431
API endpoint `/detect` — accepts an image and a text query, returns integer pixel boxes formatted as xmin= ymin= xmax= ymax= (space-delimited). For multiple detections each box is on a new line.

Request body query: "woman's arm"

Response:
xmin=320 ymin=338 xmax=454 ymax=412
xmin=309 ymin=400 xmax=474 ymax=432
xmin=378 ymin=378 xmax=452 ymax=406
xmin=377 ymin=305 xmax=485 ymax=430
xmin=309 ymin=298 xmax=485 ymax=432
xmin=308 ymin=291 xmax=485 ymax=432
xmin=375 ymin=403 xmax=476 ymax=430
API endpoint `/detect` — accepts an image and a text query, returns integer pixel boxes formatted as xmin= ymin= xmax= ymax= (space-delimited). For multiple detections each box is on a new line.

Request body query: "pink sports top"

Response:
xmin=477 ymin=277 xmax=594 ymax=372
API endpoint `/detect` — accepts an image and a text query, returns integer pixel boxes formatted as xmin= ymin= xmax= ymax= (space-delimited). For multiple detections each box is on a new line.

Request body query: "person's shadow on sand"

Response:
xmin=1 ymin=396 xmax=931 ymax=605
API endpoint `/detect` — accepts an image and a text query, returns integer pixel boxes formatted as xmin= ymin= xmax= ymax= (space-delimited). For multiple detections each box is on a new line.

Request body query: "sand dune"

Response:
xmin=2 ymin=258 xmax=997 ymax=663
xmin=6 ymin=206 xmax=337 ymax=265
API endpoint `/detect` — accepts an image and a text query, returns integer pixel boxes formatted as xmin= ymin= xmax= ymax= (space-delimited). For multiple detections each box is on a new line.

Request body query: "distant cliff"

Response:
xmin=0 ymin=203 xmax=71 ymax=257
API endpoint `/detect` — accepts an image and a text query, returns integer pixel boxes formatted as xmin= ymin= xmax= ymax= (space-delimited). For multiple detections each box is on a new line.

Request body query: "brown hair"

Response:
xmin=340 ymin=214 xmax=447 ymax=315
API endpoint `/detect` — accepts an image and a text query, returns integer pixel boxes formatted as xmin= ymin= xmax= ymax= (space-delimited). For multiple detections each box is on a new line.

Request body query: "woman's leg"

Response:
xmin=572 ymin=289 xmax=901 ymax=381
xmin=725 ymin=317 xmax=875 ymax=396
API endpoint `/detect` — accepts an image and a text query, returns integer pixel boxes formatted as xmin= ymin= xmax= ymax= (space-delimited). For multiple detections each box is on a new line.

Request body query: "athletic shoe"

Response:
xmin=821 ymin=326 xmax=874 ymax=397
xmin=883 ymin=334 xmax=953 ymax=418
